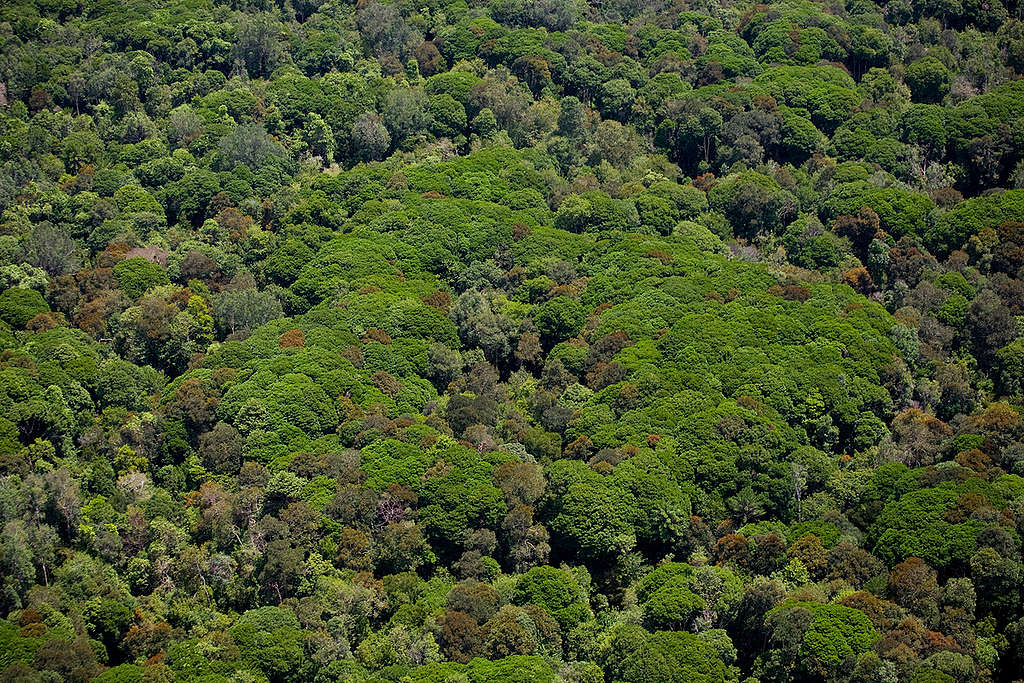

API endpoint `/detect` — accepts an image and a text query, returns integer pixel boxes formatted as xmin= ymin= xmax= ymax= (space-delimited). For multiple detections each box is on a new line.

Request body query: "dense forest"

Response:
xmin=1 ymin=0 xmax=1024 ymax=680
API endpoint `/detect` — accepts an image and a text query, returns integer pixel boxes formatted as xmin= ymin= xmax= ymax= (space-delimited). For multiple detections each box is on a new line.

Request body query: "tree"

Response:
xmin=888 ymin=557 xmax=942 ymax=625
xmin=557 ymin=96 xmax=586 ymax=141
xmin=533 ymin=297 xmax=586 ymax=343
xmin=619 ymin=631 xmax=728 ymax=683
xmin=198 ymin=422 xmax=243 ymax=474
xmin=439 ymin=610 xmax=483 ymax=663
xmin=833 ymin=206 xmax=881 ymax=261
xmin=708 ymin=172 xmax=787 ymax=239
xmin=447 ymin=580 xmax=501 ymax=625
xmin=680 ymin=108 xmax=724 ymax=167
xmin=415 ymin=42 xmax=445 ymax=77
xmin=905 ymin=57 xmax=952 ymax=103
xmin=641 ymin=573 xmax=706 ymax=630
xmin=798 ymin=603 xmax=878 ymax=677
xmin=490 ymin=0 xmax=577 ymax=30
xmin=450 ymin=290 xmax=516 ymax=364
xmin=25 ymin=223 xmax=79 ymax=276
xmin=994 ymin=338 xmax=1024 ymax=399
xmin=265 ymin=239 xmax=314 ymax=287
xmin=167 ymin=105 xmax=204 ymax=148
xmin=492 ymin=461 xmax=546 ymax=508
xmin=214 ymin=287 xmax=283 ymax=336
xmin=229 ymin=606 xmax=306 ymax=682
xmin=727 ymin=487 xmax=765 ymax=526
xmin=466 ymin=655 xmax=556 ymax=682
xmin=84 ymin=598 xmax=133 ymax=657
xmin=548 ymin=480 xmax=636 ymax=561
xmin=4 ymin=6 xmax=1024 ymax=682
xmin=901 ymin=104 xmax=948 ymax=169
xmin=374 ymin=520 xmax=431 ymax=574
xmin=967 ymin=289 xmax=1018 ymax=369
xmin=970 ymin=547 xmax=1021 ymax=618
xmin=0 ymin=288 xmax=49 ymax=327
xmin=383 ymin=88 xmax=431 ymax=144
xmin=514 ymin=565 xmax=591 ymax=631
xmin=219 ymin=124 xmax=286 ymax=169
xmin=780 ymin=111 xmax=825 ymax=160
xmin=302 ymin=113 xmax=336 ymax=164
xmin=352 ymin=112 xmax=392 ymax=161
xmin=480 ymin=604 xmax=554 ymax=658
xmin=472 ymin=108 xmax=498 ymax=138
xmin=357 ymin=2 xmax=421 ymax=58
xmin=588 ymin=74 xmax=628 ymax=119
xmin=235 ymin=13 xmax=285 ymax=78
xmin=113 ymin=258 xmax=170 ymax=300
xmin=429 ymin=94 xmax=467 ymax=139
xmin=593 ymin=120 xmax=641 ymax=169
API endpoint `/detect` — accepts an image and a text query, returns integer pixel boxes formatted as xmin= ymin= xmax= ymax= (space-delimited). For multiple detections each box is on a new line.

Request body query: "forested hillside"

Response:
xmin=1 ymin=0 xmax=1024 ymax=681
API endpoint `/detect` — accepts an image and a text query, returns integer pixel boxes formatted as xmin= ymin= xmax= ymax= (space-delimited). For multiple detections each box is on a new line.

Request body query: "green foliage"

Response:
xmin=905 ymin=57 xmax=952 ymax=103
xmin=928 ymin=190 xmax=1024 ymax=255
xmin=548 ymin=477 xmax=636 ymax=561
xmin=1 ymin=2 xmax=1023 ymax=682
xmin=514 ymin=565 xmax=591 ymax=631
xmin=0 ymin=287 xmax=49 ymax=327
xmin=112 ymin=258 xmax=170 ymax=299
xmin=782 ymin=601 xmax=879 ymax=674
xmin=619 ymin=630 xmax=729 ymax=683
xmin=871 ymin=484 xmax=989 ymax=568
xmin=534 ymin=296 xmax=586 ymax=342
xmin=229 ymin=607 xmax=306 ymax=682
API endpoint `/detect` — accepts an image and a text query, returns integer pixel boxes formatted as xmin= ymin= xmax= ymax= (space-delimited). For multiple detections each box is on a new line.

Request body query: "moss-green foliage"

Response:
xmin=3 ymin=0 xmax=1024 ymax=682
xmin=409 ymin=655 xmax=555 ymax=682
xmin=0 ymin=287 xmax=49 ymax=327
xmin=513 ymin=565 xmax=592 ymax=631
xmin=869 ymin=479 xmax=1017 ymax=569
xmin=619 ymin=630 xmax=729 ymax=682
xmin=637 ymin=563 xmax=743 ymax=630
xmin=792 ymin=602 xmax=878 ymax=671
xmin=928 ymin=190 xmax=1024 ymax=256
xmin=229 ymin=607 xmax=307 ymax=682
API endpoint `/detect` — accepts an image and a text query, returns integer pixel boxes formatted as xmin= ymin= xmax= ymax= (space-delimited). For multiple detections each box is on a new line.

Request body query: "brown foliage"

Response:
xmin=992 ymin=221 xmax=1024 ymax=275
xmin=693 ymin=173 xmax=716 ymax=193
xmin=564 ymin=434 xmax=594 ymax=460
xmin=646 ymin=248 xmax=673 ymax=264
xmin=889 ymin=408 xmax=951 ymax=467
xmin=362 ymin=328 xmax=393 ymax=344
xmin=515 ymin=332 xmax=543 ymax=369
xmin=769 ymin=283 xmax=813 ymax=302
xmin=336 ymin=527 xmax=373 ymax=571
xmin=422 ymin=290 xmax=452 ymax=312
xmin=439 ymin=610 xmax=483 ymax=663
xmin=340 ymin=345 xmax=365 ymax=368
xmin=216 ymin=207 xmax=253 ymax=242
xmin=492 ymin=461 xmax=545 ymax=507
xmin=279 ymin=329 xmax=305 ymax=348
xmin=586 ymin=361 xmax=627 ymax=390
xmin=26 ymin=312 xmax=67 ymax=332
xmin=954 ymin=448 xmax=992 ymax=473
xmin=827 ymin=542 xmax=885 ymax=586
xmin=168 ymin=377 xmax=220 ymax=429
xmin=713 ymin=533 xmax=749 ymax=566
xmin=371 ymin=370 xmax=402 ymax=398
xmin=888 ymin=557 xmax=941 ymax=624
xmin=512 ymin=222 xmax=532 ymax=241
xmin=787 ymin=534 xmax=828 ymax=580
xmin=833 ymin=206 xmax=881 ymax=258
xmin=841 ymin=266 xmax=874 ymax=294
xmin=125 ymin=245 xmax=170 ymax=267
